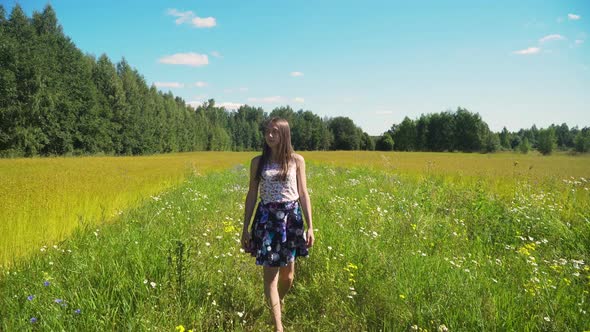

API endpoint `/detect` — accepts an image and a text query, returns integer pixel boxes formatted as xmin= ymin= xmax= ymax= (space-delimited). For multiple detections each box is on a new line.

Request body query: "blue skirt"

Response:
xmin=247 ymin=200 xmax=309 ymax=267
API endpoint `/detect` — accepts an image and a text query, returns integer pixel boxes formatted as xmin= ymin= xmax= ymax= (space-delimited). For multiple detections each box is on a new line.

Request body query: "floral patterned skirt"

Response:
xmin=247 ymin=200 xmax=309 ymax=267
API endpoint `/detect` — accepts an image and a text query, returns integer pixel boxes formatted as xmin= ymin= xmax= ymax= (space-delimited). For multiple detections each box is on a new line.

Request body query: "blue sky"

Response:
xmin=5 ymin=0 xmax=589 ymax=135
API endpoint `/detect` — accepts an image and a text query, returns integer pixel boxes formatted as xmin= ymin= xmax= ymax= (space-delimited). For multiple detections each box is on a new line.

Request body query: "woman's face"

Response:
xmin=265 ymin=123 xmax=281 ymax=148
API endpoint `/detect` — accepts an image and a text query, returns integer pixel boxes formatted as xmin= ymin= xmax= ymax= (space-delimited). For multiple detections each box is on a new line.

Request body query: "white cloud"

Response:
xmin=159 ymin=53 xmax=209 ymax=66
xmin=194 ymin=81 xmax=208 ymax=87
xmin=219 ymin=102 xmax=244 ymax=110
xmin=290 ymin=71 xmax=304 ymax=77
xmin=167 ymin=8 xmax=216 ymax=28
xmin=167 ymin=9 xmax=194 ymax=25
xmin=154 ymin=82 xmax=184 ymax=88
xmin=513 ymin=47 xmax=541 ymax=55
xmin=539 ymin=34 xmax=565 ymax=43
xmin=568 ymin=13 xmax=581 ymax=21
xmin=247 ymin=96 xmax=283 ymax=103
xmin=575 ymin=39 xmax=584 ymax=45
xmin=192 ymin=16 xmax=216 ymax=28
xmin=293 ymin=97 xmax=305 ymax=103
xmin=210 ymin=51 xmax=222 ymax=58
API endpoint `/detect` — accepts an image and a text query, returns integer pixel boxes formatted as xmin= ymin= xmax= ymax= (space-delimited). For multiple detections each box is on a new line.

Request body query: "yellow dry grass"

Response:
xmin=301 ymin=151 xmax=590 ymax=180
xmin=0 ymin=152 xmax=256 ymax=266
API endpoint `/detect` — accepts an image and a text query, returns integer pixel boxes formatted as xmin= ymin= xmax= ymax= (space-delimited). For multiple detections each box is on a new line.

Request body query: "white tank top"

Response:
xmin=259 ymin=160 xmax=299 ymax=204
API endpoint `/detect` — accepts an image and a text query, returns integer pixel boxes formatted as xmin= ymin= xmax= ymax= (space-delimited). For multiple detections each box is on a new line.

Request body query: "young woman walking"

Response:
xmin=241 ymin=117 xmax=315 ymax=332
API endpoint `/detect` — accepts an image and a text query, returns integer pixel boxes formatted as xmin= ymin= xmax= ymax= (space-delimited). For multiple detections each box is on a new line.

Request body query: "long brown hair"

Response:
xmin=256 ymin=117 xmax=294 ymax=181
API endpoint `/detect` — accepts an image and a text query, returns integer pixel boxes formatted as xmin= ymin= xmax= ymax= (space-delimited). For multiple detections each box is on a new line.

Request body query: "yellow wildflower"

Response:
xmin=518 ymin=247 xmax=530 ymax=256
xmin=347 ymin=262 xmax=358 ymax=270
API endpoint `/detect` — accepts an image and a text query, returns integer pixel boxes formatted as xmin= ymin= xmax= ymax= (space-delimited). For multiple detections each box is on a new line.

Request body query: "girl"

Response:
xmin=241 ymin=117 xmax=315 ymax=332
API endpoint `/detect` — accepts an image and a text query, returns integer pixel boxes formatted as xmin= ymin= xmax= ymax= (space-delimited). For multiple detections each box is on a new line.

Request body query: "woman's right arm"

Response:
xmin=241 ymin=156 xmax=260 ymax=249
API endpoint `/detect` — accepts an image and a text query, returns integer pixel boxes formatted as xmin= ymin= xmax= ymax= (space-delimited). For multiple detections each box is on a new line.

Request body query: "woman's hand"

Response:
xmin=241 ymin=229 xmax=251 ymax=251
xmin=306 ymin=228 xmax=315 ymax=248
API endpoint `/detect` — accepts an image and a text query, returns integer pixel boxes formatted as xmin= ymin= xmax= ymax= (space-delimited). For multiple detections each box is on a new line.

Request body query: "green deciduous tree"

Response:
xmin=328 ymin=117 xmax=361 ymax=150
xmin=453 ymin=108 xmax=486 ymax=152
xmin=519 ymin=137 xmax=531 ymax=154
xmin=375 ymin=133 xmax=394 ymax=151
xmin=574 ymin=128 xmax=590 ymax=153
xmin=537 ymin=127 xmax=557 ymax=155
xmin=499 ymin=127 xmax=511 ymax=150
xmin=391 ymin=117 xmax=416 ymax=151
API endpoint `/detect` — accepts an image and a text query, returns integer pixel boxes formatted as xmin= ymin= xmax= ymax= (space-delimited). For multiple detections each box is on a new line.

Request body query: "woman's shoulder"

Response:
xmin=291 ymin=153 xmax=304 ymax=160
xmin=251 ymin=155 xmax=263 ymax=167
xmin=291 ymin=153 xmax=305 ymax=166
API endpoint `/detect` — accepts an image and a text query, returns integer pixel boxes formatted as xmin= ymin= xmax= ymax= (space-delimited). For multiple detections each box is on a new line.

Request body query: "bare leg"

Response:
xmin=278 ymin=262 xmax=295 ymax=306
xmin=263 ymin=266 xmax=283 ymax=332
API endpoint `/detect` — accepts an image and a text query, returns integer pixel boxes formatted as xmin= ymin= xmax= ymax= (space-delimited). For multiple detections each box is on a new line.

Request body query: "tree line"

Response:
xmin=382 ymin=110 xmax=590 ymax=154
xmin=1 ymin=5 xmax=588 ymax=157
xmin=0 ymin=5 xmax=373 ymax=157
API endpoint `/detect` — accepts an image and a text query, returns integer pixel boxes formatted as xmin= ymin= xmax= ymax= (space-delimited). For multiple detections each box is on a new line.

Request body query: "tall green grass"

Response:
xmin=1 ymin=163 xmax=588 ymax=331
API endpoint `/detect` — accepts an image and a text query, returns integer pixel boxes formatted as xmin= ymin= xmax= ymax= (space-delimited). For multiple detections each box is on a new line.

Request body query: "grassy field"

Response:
xmin=0 ymin=152 xmax=257 ymax=266
xmin=3 ymin=150 xmax=586 ymax=267
xmin=0 ymin=157 xmax=589 ymax=331
xmin=300 ymin=151 xmax=590 ymax=180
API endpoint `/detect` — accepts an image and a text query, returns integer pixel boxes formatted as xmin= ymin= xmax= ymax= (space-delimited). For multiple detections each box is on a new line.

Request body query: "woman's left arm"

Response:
xmin=296 ymin=154 xmax=314 ymax=248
